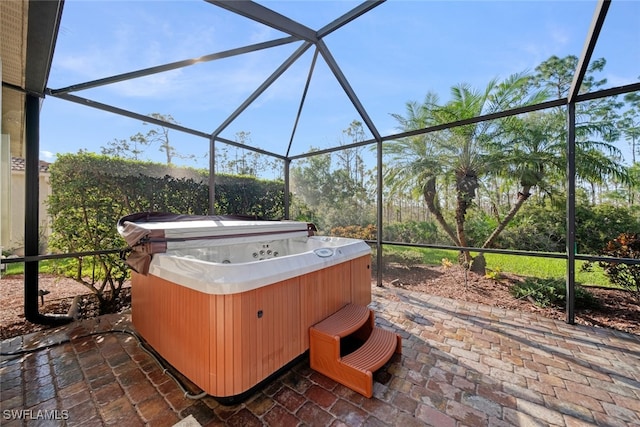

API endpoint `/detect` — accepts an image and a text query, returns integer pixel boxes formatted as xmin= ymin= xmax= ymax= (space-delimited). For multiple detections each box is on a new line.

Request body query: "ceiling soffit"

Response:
xmin=1 ymin=0 xmax=63 ymax=157
xmin=1 ymin=0 xmax=27 ymax=87
xmin=1 ymin=0 xmax=28 ymax=155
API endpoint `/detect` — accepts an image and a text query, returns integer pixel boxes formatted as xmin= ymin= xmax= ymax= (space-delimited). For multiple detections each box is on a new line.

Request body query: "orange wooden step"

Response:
xmin=342 ymin=327 xmax=401 ymax=373
xmin=311 ymin=303 xmax=371 ymax=338
xmin=309 ymin=303 xmax=402 ymax=398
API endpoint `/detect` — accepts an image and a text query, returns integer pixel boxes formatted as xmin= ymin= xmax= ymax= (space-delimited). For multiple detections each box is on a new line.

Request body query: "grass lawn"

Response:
xmin=482 ymin=253 xmax=611 ymax=287
xmin=2 ymin=262 xmax=24 ymax=276
xmin=382 ymin=245 xmax=613 ymax=288
xmin=2 ymin=258 xmax=78 ymax=277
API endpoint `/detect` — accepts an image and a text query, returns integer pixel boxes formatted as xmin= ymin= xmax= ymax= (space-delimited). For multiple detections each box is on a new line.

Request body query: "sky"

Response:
xmin=40 ymin=0 xmax=640 ymax=174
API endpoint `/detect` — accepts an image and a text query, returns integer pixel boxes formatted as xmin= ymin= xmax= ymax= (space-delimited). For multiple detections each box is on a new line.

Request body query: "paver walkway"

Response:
xmin=2 ymin=285 xmax=639 ymax=426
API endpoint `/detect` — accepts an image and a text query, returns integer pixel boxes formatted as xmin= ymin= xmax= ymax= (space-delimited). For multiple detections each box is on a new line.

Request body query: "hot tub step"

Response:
xmin=311 ymin=303 xmax=372 ymax=338
xmin=342 ymin=327 xmax=401 ymax=373
xmin=309 ymin=304 xmax=401 ymax=398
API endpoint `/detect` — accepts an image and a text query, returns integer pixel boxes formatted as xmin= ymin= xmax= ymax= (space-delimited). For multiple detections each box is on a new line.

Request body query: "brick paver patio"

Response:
xmin=2 ymin=285 xmax=639 ymax=426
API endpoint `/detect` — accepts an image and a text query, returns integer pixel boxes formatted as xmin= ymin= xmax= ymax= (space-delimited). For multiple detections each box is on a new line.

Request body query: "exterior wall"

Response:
xmin=3 ymin=160 xmax=51 ymax=255
xmin=0 ymin=135 xmax=9 ymax=254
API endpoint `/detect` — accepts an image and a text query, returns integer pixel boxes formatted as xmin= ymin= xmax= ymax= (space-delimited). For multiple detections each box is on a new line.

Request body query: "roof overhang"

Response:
xmin=1 ymin=0 xmax=64 ymax=156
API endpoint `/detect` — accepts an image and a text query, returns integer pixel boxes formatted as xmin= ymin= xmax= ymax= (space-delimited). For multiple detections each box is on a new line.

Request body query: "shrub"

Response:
xmin=509 ymin=277 xmax=599 ymax=309
xmin=487 ymin=201 xmax=640 ymax=254
xmin=330 ymin=224 xmax=376 ymax=240
xmin=576 ymin=205 xmax=640 ymax=255
xmin=464 ymin=210 xmax=498 ymax=248
xmin=382 ymin=221 xmax=439 ymax=244
xmin=496 ymin=204 xmax=565 ymax=252
xmin=484 ymin=267 xmax=503 ymax=281
xmin=599 ymin=233 xmax=640 ymax=294
xmin=47 ymin=152 xmax=287 ymax=314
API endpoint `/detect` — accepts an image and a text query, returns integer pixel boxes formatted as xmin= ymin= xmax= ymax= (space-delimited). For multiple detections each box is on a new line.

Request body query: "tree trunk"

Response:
xmin=422 ymin=177 xmax=459 ymax=245
xmin=482 ymin=185 xmax=532 ymax=250
xmin=470 ymin=252 xmax=486 ymax=274
xmin=455 ymin=199 xmax=472 ymax=265
xmin=455 ymin=171 xmax=479 ymax=265
xmin=471 ymin=187 xmax=533 ymax=276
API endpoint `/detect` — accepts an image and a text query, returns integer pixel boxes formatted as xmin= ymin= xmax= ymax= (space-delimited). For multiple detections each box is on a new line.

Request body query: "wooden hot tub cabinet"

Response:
xmin=131 ymin=255 xmax=372 ymax=400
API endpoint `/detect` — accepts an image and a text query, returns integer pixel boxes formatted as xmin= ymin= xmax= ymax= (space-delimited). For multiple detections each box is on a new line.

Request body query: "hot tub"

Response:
xmin=118 ymin=213 xmax=372 ymax=402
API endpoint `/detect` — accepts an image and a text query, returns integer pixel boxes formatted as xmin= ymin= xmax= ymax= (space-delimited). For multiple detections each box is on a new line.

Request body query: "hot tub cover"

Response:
xmin=118 ymin=212 xmax=315 ymax=273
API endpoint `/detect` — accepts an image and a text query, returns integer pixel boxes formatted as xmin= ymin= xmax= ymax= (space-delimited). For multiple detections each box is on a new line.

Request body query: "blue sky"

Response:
xmin=40 ymin=0 xmax=640 ymax=172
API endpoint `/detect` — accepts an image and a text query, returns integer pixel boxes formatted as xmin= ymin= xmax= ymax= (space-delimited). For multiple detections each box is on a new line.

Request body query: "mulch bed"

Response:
xmin=377 ymin=263 xmax=640 ymax=336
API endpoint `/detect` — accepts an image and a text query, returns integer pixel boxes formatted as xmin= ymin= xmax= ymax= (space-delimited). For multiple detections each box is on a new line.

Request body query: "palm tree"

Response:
xmin=386 ymin=56 xmax=630 ymax=274
xmin=385 ymin=72 xmax=544 ymax=266
xmin=482 ymin=56 xmax=629 ymax=248
xmin=482 ymin=112 xmax=565 ymax=249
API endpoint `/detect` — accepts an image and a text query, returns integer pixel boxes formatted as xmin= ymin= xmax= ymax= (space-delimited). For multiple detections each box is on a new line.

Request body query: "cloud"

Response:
xmin=40 ymin=151 xmax=56 ymax=161
xmin=51 ymin=1 xmax=295 ymax=108
xmin=548 ymin=25 xmax=570 ymax=48
xmin=109 ymin=70 xmax=186 ymax=98
xmin=605 ymin=73 xmax=638 ymax=88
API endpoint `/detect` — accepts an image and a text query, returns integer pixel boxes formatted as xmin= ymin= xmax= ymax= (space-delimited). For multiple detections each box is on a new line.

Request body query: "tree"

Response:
xmin=386 ymin=55 xmax=633 ymax=274
xmin=534 ymin=56 xmax=628 ymax=205
xmin=628 ymin=163 xmax=640 ymax=205
xmin=225 ymin=131 xmax=256 ymax=175
xmin=385 ymin=72 xmax=544 ymax=267
xmin=291 ymin=122 xmax=374 ymax=232
xmin=482 ymin=91 xmax=628 ymax=247
xmin=618 ymin=91 xmax=640 ymax=165
xmin=481 ymin=111 xmax=566 ymax=249
xmin=48 ymin=154 xmax=132 ymax=313
xmin=336 ymin=120 xmax=367 ymax=186
xmin=102 ymin=113 xmax=195 ymax=165
xmin=137 ymin=113 xmax=194 ymax=165
xmin=100 ymin=137 xmax=146 ymax=160
xmin=505 ymin=56 xmax=630 ymax=244
xmin=291 ymin=150 xmax=359 ymax=231
xmin=215 ymin=131 xmax=284 ymax=179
